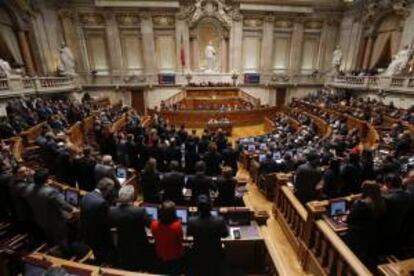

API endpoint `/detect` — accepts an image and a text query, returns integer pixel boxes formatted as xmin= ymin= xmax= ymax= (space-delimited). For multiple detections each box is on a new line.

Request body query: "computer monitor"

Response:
xmin=211 ymin=209 xmax=218 ymax=217
xmin=259 ymin=154 xmax=266 ymax=162
xmin=329 ymin=200 xmax=347 ymax=217
xmin=176 ymin=208 xmax=188 ymax=224
xmin=116 ymin=166 xmax=127 ymax=179
xmin=65 ymin=189 xmax=79 ymax=206
xmin=259 ymin=143 xmax=267 ymax=150
xmin=248 ymin=144 xmax=256 ymax=152
xmin=23 ymin=257 xmax=51 ymax=276
xmin=273 ymin=151 xmax=281 ymax=160
xmin=145 ymin=206 xmax=158 ymax=220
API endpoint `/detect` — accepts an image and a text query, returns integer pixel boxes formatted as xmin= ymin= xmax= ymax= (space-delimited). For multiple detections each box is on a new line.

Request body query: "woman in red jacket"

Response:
xmin=150 ymin=201 xmax=185 ymax=274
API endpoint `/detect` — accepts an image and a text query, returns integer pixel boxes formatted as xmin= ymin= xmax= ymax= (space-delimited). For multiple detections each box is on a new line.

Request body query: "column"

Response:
xmin=260 ymin=15 xmax=275 ymax=74
xmin=140 ymin=13 xmax=157 ymax=76
xmin=104 ymin=12 xmax=123 ymax=76
xmin=317 ymin=21 xmax=328 ymax=71
xmin=220 ymin=36 xmax=228 ymax=73
xmin=175 ymin=16 xmax=190 ymax=73
xmin=190 ymin=34 xmax=199 ymax=71
xmin=362 ymin=35 xmax=374 ymax=70
xmin=229 ymin=13 xmax=243 ymax=72
xmin=17 ymin=31 xmax=36 ymax=76
xmin=289 ymin=18 xmax=304 ymax=75
xmin=59 ymin=9 xmax=84 ymax=74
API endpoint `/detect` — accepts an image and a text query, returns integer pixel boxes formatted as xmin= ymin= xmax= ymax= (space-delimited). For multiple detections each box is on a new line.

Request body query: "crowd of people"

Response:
xmin=0 ymin=96 xmax=92 ymax=139
xmin=0 ymin=100 xmax=245 ymax=274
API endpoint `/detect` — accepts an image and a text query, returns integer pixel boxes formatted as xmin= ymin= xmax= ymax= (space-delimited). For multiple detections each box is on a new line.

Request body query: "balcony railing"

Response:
xmin=0 ymin=76 xmax=78 ymax=97
xmin=327 ymin=75 xmax=414 ymax=93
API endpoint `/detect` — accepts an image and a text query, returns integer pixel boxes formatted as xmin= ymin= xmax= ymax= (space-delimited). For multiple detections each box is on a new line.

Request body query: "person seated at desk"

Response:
xmin=142 ymin=158 xmax=161 ymax=204
xmin=346 ymin=181 xmax=385 ymax=261
xmin=216 ymin=167 xmax=236 ymax=206
xmin=80 ymin=177 xmax=116 ymax=265
xmin=187 ymin=195 xmax=229 ymax=276
xmin=186 ymin=161 xmax=213 ymax=203
xmin=150 ymin=201 xmax=185 ymax=275
xmin=109 ymin=185 xmax=152 ymax=271
xmin=161 ymin=161 xmax=185 ymax=204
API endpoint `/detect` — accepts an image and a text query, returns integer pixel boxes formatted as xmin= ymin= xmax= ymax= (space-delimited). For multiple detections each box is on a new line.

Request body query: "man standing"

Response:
xmin=187 ymin=195 xmax=229 ymax=275
xmin=109 ymin=185 xmax=152 ymax=271
xmin=80 ymin=177 xmax=115 ymax=265
xmin=294 ymin=151 xmax=322 ymax=204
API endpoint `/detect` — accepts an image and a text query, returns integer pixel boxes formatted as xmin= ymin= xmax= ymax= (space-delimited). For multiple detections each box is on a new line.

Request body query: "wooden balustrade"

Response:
xmin=263 ymin=117 xmax=275 ymax=133
xmin=0 ymin=79 xmax=8 ymax=90
xmin=303 ymin=220 xmax=372 ymax=276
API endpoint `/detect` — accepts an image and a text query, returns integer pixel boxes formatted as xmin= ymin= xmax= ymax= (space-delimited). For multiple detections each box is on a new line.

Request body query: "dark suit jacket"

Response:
xmin=260 ymin=159 xmax=279 ymax=175
xmin=80 ymin=191 xmax=114 ymax=264
xmin=217 ymin=176 xmax=236 ymax=206
xmin=380 ymin=189 xmax=411 ymax=252
xmin=186 ymin=173 xmax=212 ymax=202
xmin=294 ymin=162 xmax=322 ymax=204
xmin=187 ymin=214 xmax=229 ymax=275
xmin=26 ymin=184 xmax=73 ymax=244
xmin=109 ymin=204 xmax=151 ymax=270
xmin=74 ymin=156 xmax=96 ymax=191
xmin=161 ymin=171 xmax=185 ymax=204
xmin=222 ymin=148 xmax=238 ymax=173
xmin=94 ymin=163 xmax=119 ymax=186
xmin=141 ymin=171 xmax=161 ymax=203
xmin=204 ymin=151 xmax=222 ymax=176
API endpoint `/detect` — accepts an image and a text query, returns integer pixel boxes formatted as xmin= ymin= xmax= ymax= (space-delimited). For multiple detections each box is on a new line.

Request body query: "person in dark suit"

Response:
xmin=216 ymin=167 xmax=236 ymax=206
xmin=346 ymin=181 xmax=385 ymax=261
xmin=165 ymin=138 xmax=181 ymax=164
xmin=322 ymin=159 xmax=345 ymax=199
xmin=80 ymin=177 xmax=116 ymax=265
xmin=260 ymin=152 xmax=279 ymax=176
xmin=186 ymin=161 xmax=213 ymax=203
xmin=204 ymin=143 xmax=222 ymax=176
xmin=109 ymin=185 xmax=152 ymax=271
xmin=73 ymin=147 xmax=96 ymax=191
xmin=187 ymin=195 xmax=229 ymax=276
xmin=141 ymin=158 xmax=161 ymax=203
xmin=294 ymin=151 xmax=322 ymax=204
xmin=94 ymin=155 xmax=120 ymax=187
xmin=222 ymin=142 xmax=238 ymax=175
xmin=25 ymin=169 xmax=78 ymax=254
xmin=380 ymin=173 xmax=411 ymax=254
xmin=340 ymin=153 xmax=362 ymax=194
xmin=161 ymin=161 xmax=185 ymax=204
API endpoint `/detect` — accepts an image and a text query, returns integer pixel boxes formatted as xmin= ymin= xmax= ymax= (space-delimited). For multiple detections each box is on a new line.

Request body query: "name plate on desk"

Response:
xmin=158 ymin=74 xmax=175 ymax=85
xmin=244 ymin=73 xmax=260 ymax=84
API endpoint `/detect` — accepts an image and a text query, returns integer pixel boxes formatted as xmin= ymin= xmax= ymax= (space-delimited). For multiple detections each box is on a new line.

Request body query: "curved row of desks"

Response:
xmin=159 ymin=106 xmax=279 ymax=128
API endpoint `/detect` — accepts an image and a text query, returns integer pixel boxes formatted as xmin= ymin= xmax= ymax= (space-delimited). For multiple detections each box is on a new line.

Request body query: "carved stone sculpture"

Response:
xmin=0 ymin=58 xmax=12 ymax=77
xmin=205 ymin=40 xmax=217 ymax=72
xmin=332 ymin=45 xmax=343 ymax=73
xmin=383 ymin=45 xmax=413 ymax=76
xmin=59 ymin=44 xmax=76 ymax=76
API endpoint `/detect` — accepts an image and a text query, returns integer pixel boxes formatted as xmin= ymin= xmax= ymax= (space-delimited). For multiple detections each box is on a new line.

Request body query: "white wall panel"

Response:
xmin=155 ymin=36 xmax=176 ymax=72
xmin=242 ymin=37 xmax=261 ymax=72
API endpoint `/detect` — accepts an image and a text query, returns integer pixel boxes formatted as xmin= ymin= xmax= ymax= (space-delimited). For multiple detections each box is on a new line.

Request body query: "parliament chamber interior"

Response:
xmin=1 ymin=0 xmax=414 ymax=275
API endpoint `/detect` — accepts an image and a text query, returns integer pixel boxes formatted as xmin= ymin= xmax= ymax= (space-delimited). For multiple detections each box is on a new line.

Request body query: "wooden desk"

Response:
xmin=378 ymin=257 xmax=414 ymax=276
xmin=160 ymin=106 xmax=279 ymax=128
xmin=206 ymin=122 xmax=233 ymax=134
